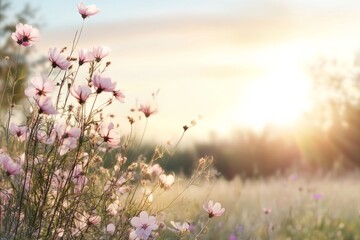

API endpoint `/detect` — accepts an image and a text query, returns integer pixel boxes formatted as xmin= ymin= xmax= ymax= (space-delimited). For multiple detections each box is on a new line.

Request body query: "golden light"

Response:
xmin=235 ymin=63 xmax=312 ymax=131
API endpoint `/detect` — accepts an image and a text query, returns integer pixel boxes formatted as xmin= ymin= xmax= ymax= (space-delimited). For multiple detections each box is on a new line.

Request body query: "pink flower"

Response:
xmin=71 ymin=213 xmax=87 ymax=236
xmin=98 ymin=122 xmax=120 ymax=147
xmin=58 ymin=137 xmax=78 ymax=156
xmin=130 ymin=211 xmax=158 ymax=240
xmin=78 ymin=2 xmax=100 ymax=19
xmin=106 ymin=200 xmax=122 ymax=216
xmin=11 ymin=23 xmax=39 ymax=47
xmin=54 ymin=120 xmax=81 ymax=140
xmin=139 ymin=103 xmax=157 ymax=118
xmin=262 ymin=208 xmax=272 ymax=215
xmin=113 ymin=90 xmax=125 ymax=103
xmin=93 ymin=73 xmax=116 ymax=94
xmin=52 ymin=169 xmax=69 ymax=190
xmin=203 ymin=200 xmax=225 ymax=218
xmin=48 ymin=48 xmax=70 ymax=70
xmin=71 ymin=84 xmax=92 ymax=104
xmin=88 ymin=215 xmax=101 ymax=225
xmin=78 ymin=49 xmax=94 ymax=65
xmin=312 ymin=193 xmax=323 ymax=200
xmin=169 ymin=221 xmax=190 ymax=234
xmin=147 ymin=164 xmax=163 ymax=177
xmin=159 ymin=173 xmax=175 ymax=189
xmin=54 ymin=120 xmax=80 ymax=155
xmin=92 ymin=46 xmax=110 ymax=62
xmin=25 ymin=75 xmax=55 ymax=99
xmin=106 ymin=223 xmax=116 ymax=235
xmin=72 ymin=165 xmax=88 ymax=192
xmin=0 ymin=153 xmax=21 ymax=176
xmin=36 ymin=97 xmax=58 ymax=115
xmin=9 ymin=123 xmax=28 ymax=141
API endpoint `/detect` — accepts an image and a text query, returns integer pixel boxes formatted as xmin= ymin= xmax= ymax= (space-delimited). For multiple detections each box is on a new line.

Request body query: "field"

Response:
xmin=155 ymin=174 xmax=360 ymax=240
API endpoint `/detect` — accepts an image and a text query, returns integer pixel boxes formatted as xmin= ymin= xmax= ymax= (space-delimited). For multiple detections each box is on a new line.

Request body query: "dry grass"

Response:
xmin=154 ymin=174 xmax=360 ymax=240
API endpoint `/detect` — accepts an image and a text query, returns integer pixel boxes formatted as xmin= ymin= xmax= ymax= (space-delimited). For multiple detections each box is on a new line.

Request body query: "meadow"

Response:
xmin=157 ymin=174 xmax=360 ymax=240
xmin=1 ymin=1 xmax=360 ymax=240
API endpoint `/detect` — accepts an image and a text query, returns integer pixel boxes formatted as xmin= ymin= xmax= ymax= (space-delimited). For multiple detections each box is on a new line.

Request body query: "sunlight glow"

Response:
xmin=236 ymin=64 xmax=312 ymax=130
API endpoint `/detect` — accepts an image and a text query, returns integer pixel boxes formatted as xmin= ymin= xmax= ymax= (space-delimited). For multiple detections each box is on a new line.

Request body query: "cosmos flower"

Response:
xmin=92 ymin=73 xmax=116 ymax=94
xmin=9 ymin=123 xmax=28 ymax=141
xmin=312 ymin=193 xmax=323 ymax=200
xmin=203 ymin=200 xmax=225 ymax=218
xmin=130 ymin=211 xmax=158 ymax=240
xmin=25 ymin=75 xmax=55 ymax=99
xmin=78 ymin=2 xmax=100 ymax=19
xmin=147 ymin=163 xmax=163 ymax=177
xmin=98 ymin=122 xmax=120 ymax=147
xmin=113 ymin=90 xmax=125 ymax=103
xmin=70 ymin=84 xmax=92 ymax=104
xmin=106 ymin=223 xmax=116 ymax=235
xmin=35 ymin=97 xmax=58 ymax=115
xmin=262 ymin=208 xmax=272 ymax=215
xmin=11 ymin=23 xmax=39 ymax=47
xmin=78 ymin=48 xmax=94 ymax=65
xmin=159 ymin=173 xmax=175 ymax=189
xmin=139 ymin=103 xmax=157 ymax=118
xmin=48 ymin=48 xmax=70 ymax=70
xmin=169 ymin=221 xmax=190 ymax=234
xmin=0 ymin=153 xmax=21 ymax=176
xmin=92 ymin=46 xmax=110 ymax=62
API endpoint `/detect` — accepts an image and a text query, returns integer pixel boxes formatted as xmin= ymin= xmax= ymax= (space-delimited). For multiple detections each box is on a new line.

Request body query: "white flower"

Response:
xmin=159 ymin=173 xmax=175 ymax=189
xmin=169 ymin=221 xmax=190 ymax=234
xmin=130 ymin=211 xmax=158 ymax=240
xmin=203 ymin=200 xmax=225 ymax=218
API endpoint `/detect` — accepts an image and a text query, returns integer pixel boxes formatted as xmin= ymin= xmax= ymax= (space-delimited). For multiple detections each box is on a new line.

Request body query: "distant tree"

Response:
xmin=302 ymin=57 xmax=360 ymax=169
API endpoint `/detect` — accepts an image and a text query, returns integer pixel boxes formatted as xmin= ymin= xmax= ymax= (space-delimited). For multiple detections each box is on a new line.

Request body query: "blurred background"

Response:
xmin=2 ymin=0 xmax=360 ymax=178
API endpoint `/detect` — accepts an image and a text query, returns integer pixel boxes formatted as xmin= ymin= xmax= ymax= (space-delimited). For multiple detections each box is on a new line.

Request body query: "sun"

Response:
xmin=235 ymin=65 xmax=312 ymax=130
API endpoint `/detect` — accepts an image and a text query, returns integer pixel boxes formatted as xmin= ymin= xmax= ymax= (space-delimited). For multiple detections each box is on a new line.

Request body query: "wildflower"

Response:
xmin=169 ymin=221 xmax=190 ymax=234
xmin=98 ymin=122 xmax=120 ymax=147
xmin=147 ymin=163 xmax=163 ymax=177
xmin=52 ymin=169 xmax=69 ymax=190
xmin=72 ymin=165 xmax=88 ymax=192
xmin=11 ymin=23 xmax=39 ymax=47
xmin=203 ymin=200 xmax=225 ymax=218
xmin=106 ymin=223 xmax=116 ymax=235
xmin=139 ymin=103 xmax=157 ymax=118
xmin=36 ymin=97 xmax=57 ymax=115
xmin=228 ymin=234 xmax=238 ymax=240
xmin=130 ymin=211 xmax=158 ymax=240
xmin=106 ymin=200 xmax=122 ymax=216
xmin=159 ymin=173 xmax=175 ymax=189
xmin=0 ymin=153 xmax=21 ymax=176
xmin=312 ymin=193 xmax=323 ymax=200
xmin=71 ymin=213 xmax=87 ymax=237
xmin=49 ymin=48 xmax=70 ymax=70
xmin=56 ymin=228 xmax=64 ymax=238
xmin=263 ymin=208 xmax=272 ymax=215
xmin=78 ymin=48 xmax=94 ymax=65
xmin=78 ymin=2 xmax=100 ymax=19
xmin=113 ymin=90 xmax=125 ymax=102
xmin=70 ymin=84 xmax=92 ymax=104
xmin=92 ymin=73 xmax=116 ymax=93
xmin=88 ymin=215 xmax=101 ymax=225
xmin=54 ymin=119 xmax=81 ymax=140
xmin=25 ymin=75 xmax=55 ymax=99
xmin=92 ymin=46 xmax=110 ymax=62
xmin=9 ymin=123 xmax=28 ymax=141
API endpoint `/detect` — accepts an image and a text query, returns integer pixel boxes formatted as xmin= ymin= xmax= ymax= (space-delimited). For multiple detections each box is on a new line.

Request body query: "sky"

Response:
xmin=7 ymin=0 xmax=360 ymax=145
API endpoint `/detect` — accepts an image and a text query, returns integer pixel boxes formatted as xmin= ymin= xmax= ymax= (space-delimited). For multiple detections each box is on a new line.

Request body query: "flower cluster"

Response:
xmin=0 ymin=2 xmax=218 ymax=239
